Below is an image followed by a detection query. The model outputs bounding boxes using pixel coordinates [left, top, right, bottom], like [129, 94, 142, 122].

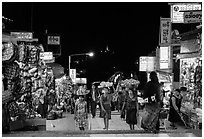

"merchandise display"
[180, 57, 202, 129]
[180, 57, 202, 108]
[46, 75, 73, 120]
[2, 35, 56, 131]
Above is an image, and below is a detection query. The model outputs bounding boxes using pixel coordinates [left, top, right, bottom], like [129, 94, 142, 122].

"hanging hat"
[98, 81, 113, 88]
[76, 86, 89, 96]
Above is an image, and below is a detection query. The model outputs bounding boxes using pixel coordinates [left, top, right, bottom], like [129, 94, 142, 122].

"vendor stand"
[2, 32, 52, 131]
[47, 74, 73, 120]
[176, 28, 202, 129]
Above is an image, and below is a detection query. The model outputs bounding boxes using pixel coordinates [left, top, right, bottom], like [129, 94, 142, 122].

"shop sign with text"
[40, 52, 53, 60]
[139, 56, 156, 72]
[75, 78, 87, 84]
[69, 69, 76, 83]
[184, 11, 202, 23]
[170, 3, 201, 23]
[160, 46, 170, 69]
[10, 32, 33, 40]
[48, 35, 60, 45]
[160, 18, 171, 44]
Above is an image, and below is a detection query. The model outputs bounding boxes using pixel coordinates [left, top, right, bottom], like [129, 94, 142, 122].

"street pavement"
[2, 109, 202, 137]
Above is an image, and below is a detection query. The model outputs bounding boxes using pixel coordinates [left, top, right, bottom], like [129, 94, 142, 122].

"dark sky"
[2, 2, 199, 83]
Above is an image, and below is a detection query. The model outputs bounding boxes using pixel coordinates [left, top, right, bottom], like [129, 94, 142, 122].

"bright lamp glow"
[88, 52, 94, 57]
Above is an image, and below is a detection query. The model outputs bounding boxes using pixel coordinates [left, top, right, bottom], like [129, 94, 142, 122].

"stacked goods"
[120, 78, 140, 88]
[98, 81, 113, 88]
[4, 61, 21, 97]
[2, 42, 18, 63]
[27, 45, 40, 67]
[2, 90, 14, 104]
[2, 39, 55, 130]
[76, 86, 88, 96]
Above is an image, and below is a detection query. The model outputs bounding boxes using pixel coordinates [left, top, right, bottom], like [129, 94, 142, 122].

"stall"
[46, 74, 73, 120]
[2, 32, 53, 131]
[176, 28, 202, 129]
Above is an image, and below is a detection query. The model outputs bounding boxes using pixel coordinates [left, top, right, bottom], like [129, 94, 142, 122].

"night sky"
[2, 2, 199, 84]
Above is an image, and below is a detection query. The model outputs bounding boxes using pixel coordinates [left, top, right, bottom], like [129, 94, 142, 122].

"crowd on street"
[44, 71, 189, 134]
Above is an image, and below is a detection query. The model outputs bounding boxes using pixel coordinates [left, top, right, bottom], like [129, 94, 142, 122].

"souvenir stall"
[179, 57, 202, 129]
[177, 28, 202, 129]
[2, 33, 51, 131]
[47, 75, 73, 120]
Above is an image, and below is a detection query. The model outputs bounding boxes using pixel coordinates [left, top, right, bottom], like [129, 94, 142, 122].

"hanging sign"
[184, 11, 202, 23]
[40, 52, 53, 60]
[69, 69, 76, 84]
[47, 35, 60, 45]
[75, 78, 87, 84]
[160, 46, 169, 69]
[10, 32, 33, 39]
[2, 42, 15, 62]
[170, 3, 202, 23]
[139, 56, 156, 72]
[160, 18, 171, 44]
[44, 57, 55, 63]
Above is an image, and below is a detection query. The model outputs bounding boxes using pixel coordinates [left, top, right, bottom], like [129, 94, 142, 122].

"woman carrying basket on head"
[74, 86, 89, 131]
[99, 82, 117, 130]
[121, 88, 139, 130]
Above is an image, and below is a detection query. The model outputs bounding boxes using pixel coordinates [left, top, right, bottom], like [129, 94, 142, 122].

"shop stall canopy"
[46, 63, 65, 79]
[176, 28, 202, 60]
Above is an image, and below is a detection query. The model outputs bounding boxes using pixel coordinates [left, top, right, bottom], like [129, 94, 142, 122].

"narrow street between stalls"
[3, 109, 202, 137]
[2, 2, 202, 138]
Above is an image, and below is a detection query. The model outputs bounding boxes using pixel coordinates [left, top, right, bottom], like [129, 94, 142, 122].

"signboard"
[40, 52, 53, 60]
[69, 69, 76, 83]
[170, 3, 202, 23]
[10, 32, 33, 39]
[160, 46, 169, 69]
[44, 58, 55, 63]
[75, 78, 87, 84]
[139, 57, 147, 71]
[48, 35, 60, 45]
[139, 56, 156, 72]
[180, 39, 200, 53]
[160, 18, 171, 44]
[184, 11, 202, 23]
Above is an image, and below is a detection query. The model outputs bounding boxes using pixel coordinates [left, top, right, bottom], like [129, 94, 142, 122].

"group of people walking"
[73, 71, 187, 132]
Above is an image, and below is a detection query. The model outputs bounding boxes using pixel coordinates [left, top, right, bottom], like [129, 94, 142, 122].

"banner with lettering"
[160, 18, 171, 44]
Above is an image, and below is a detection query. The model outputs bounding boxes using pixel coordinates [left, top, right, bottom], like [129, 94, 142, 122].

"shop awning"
[176, 50, 201, 60]
[46, 63, 65, 79]
[2, 33, 17, 44]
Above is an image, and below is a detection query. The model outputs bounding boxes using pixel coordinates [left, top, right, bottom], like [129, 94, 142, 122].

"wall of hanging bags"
[2, 40, 55, 125]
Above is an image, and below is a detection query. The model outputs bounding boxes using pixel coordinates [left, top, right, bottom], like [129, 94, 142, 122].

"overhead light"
[88, 52, 94, 57]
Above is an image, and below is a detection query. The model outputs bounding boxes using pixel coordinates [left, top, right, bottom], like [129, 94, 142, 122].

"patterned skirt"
[75, 113, 88, 128]
[141, 103, 161, 132]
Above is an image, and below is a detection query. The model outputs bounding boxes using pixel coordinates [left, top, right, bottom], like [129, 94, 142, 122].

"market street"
[46, 109, 137, 131]
[2, 2, 202, 137]
[3, 109, 202, 137]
